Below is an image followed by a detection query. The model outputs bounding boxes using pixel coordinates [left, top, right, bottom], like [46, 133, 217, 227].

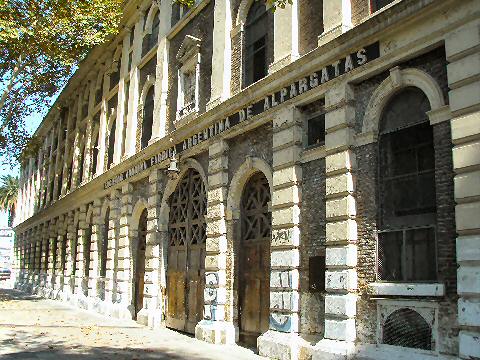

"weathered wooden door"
[134, 209, 148, 319]
[167, 169, 206, 333]
[239, 172, 271, 345]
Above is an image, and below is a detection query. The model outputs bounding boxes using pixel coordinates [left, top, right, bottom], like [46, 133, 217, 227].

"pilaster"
[207, 0, 232, 110]
[117, 183, 133, 313]
[270, 0, 299, 73]
[75, 206, 87, 296]
[196, 140, 235, 344]
[313, 84, 357, 360]
[138, 169, 164, 326]
[89, 200, 102, 299]
[105, 192, 120, 304]
[258, 106, 302, 359]
[47, 219, 57, 290]
[318, 0, 352, 47]
[446, 19, 480, 360]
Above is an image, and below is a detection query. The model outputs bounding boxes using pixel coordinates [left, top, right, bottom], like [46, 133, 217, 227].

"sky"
[0, 111, 44, 229]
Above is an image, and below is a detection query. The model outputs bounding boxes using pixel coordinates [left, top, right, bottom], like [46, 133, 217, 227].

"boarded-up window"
[244, 2, 269, 87]
[309, 255, 325, 292]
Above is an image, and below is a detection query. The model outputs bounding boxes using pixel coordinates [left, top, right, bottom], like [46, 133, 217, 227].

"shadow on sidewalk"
[0, 288, 40, 302]
[1, 331, 213, 360]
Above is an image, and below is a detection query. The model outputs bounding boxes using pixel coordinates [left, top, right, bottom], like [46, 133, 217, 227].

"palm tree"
[0, 175, 19, 227]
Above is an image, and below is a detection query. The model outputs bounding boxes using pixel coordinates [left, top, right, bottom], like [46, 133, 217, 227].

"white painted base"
[195, 320, 236, 345]
[257, 330, 309, 360]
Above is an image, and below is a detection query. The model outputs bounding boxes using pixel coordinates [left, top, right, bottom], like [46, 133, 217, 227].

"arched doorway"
[239, 172, 271, 345]
[134, 208, 148, 319]
[167, 168, 206, 333]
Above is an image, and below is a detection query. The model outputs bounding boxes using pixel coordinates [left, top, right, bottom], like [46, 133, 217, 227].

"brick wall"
[351, 0, 370, 25]
[300, 157, 326, 336]
[299, 0, 323, 56]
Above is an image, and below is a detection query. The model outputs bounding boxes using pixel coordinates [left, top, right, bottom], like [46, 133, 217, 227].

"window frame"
[376, 225, 438, 283]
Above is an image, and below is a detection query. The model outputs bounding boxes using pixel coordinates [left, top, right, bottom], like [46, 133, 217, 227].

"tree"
[0, 175, 18, 227]
[0, 0, 123, 167]
[1, 0, 286, 167]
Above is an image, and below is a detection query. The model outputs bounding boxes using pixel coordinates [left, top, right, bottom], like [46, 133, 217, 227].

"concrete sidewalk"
[0, 287, 264, 359]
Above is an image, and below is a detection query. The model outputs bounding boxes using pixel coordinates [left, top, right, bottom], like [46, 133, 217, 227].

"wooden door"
[239, 172, 271, 346]
[134, 209, 148, 318]
[167, 169, 206, 333]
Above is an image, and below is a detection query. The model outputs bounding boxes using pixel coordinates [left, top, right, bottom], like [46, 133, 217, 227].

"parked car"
[0, 268, 11, 280]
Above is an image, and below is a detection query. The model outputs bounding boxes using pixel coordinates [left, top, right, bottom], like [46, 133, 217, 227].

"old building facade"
[12, 0, 480, 359]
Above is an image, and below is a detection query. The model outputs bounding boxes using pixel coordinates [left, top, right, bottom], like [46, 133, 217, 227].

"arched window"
[143, 11, 160, 57]
[244, 1, 269, 87]
[377, 87, 437, 282]
[383, 308, 432, 350]
[141, 86, 154, 149]
[92, 133, 99, 176]
[107, 118, 116, 168]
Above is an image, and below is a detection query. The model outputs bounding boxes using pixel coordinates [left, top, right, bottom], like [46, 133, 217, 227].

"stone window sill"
[369, 282, 445, 297]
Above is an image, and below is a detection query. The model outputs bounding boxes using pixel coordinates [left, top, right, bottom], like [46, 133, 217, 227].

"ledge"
[369, 282, 445, 297]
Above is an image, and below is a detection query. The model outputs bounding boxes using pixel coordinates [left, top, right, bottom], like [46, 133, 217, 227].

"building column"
[125, 16, 145, 156]
[47, 219, 57, 291]
[207, 0, 232, 110]
[137, 170, 164, 326]
[40, 224, 49, 288]
[105, 192, 120, 306]
[151, 0, 171, 141]
[270, 0, 299, 73]
[117, 184, 133, 316]
[314, 83, 357, 359]
[446, 20, 480, 360]
[318, 0, 352, 47]
[258, 106, 302, 359]
[89, 199, 102, 301]
[196, 140, 235, 344]
[75, 206, 87, 297]
[34, 232, 42, 288]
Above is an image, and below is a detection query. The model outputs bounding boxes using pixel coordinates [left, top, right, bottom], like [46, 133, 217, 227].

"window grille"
[382, 308, 432, 350]
[244, 2, 268, 87]
[378, 227, 436, 281]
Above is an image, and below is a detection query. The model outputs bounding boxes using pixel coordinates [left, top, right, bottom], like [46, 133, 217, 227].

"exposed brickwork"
[351, 0, 370, 26]
[166, 2, 214, 133]
[139, 57, 156, 90]
[299, 0, 323, 56]
[355, 143, 379, 345]
[299, 157, 326, 336]
[354, 47, 449, 133]
[227, 123, 273, 179]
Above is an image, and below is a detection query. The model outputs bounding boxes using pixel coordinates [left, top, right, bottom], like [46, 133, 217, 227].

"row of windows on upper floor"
[20, 0, 398, 209]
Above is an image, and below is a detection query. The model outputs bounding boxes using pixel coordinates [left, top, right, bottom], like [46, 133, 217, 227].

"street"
[0, 286, 263, 360]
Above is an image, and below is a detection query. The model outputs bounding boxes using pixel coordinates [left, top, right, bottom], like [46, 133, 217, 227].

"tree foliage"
[0, 0, 123, 167]
[0, 0, 287, 168]
[0, 175, 18, 226]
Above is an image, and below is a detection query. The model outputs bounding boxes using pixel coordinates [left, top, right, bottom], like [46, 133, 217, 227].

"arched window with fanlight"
[142, 10, 160, 57]
[377, 87, 437, 282]
[244, 1, 269, 87]
[141, 86, 154, 149]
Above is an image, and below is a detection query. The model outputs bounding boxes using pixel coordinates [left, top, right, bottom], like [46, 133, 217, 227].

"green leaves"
[0, 0, 123, 167]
